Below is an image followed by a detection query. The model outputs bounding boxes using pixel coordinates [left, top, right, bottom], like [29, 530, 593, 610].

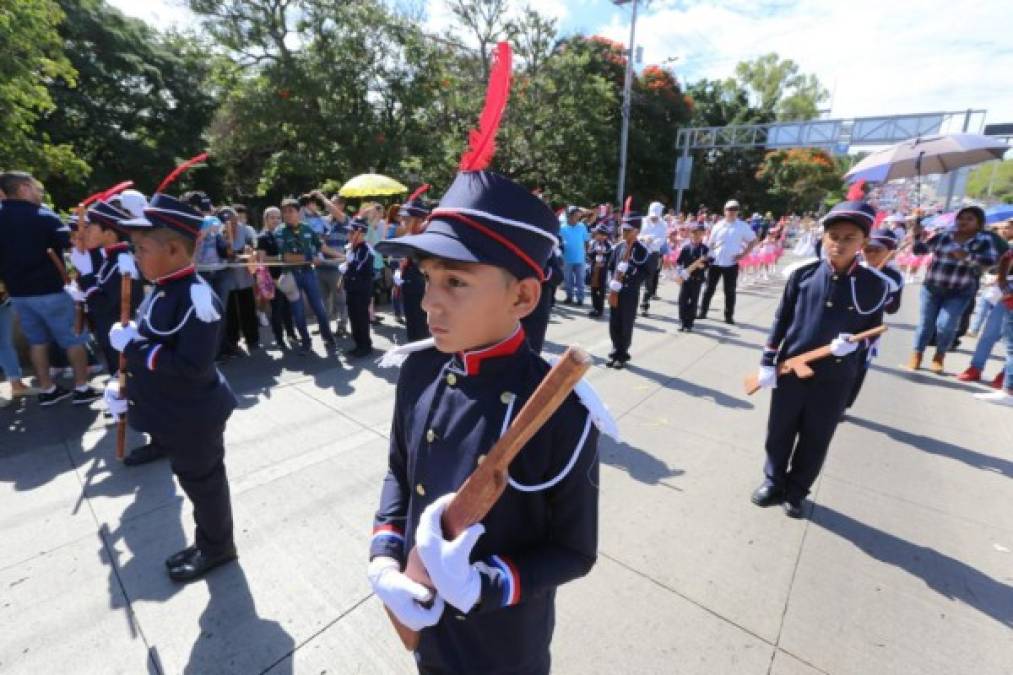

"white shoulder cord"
[850, 277, 889, 316]
[500, 393, 593, 493]
[141, 291, 196, 336]
[630, 244, 649, 266]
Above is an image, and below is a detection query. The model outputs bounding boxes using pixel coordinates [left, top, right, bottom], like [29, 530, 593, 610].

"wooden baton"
[115, 274, 132, 461]
[387, 345, 593, 651]
[743, 325, 888, 396]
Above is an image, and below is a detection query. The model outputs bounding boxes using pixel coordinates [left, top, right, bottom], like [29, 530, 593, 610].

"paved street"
[2, 264, 1012, 675]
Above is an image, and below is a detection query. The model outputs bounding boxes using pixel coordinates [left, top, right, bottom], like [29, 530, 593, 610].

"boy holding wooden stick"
[751, 201, 889, 518]
[368, 42, 614, 674]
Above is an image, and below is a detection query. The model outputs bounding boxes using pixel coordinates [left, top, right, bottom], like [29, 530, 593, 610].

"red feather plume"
[846, 178, 866, 201]
[99, 180, 134, 202]
[408, 184, 431, 202]
[79, 189, 108, 209]
[459, 42, 512, 171]
[623, 196, 633, 216]
[156, 152, 209, 194]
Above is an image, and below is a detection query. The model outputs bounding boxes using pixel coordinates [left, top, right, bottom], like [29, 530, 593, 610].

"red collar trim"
[825, 257, 859, 276]
[104, 242, 129, 255]
[155, 264, 196, 285]
[458, 325, 526, 376]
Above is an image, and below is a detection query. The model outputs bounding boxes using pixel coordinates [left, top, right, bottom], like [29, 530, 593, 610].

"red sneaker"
[992, 371, 1006, 389]
[957, 366, 981, 382]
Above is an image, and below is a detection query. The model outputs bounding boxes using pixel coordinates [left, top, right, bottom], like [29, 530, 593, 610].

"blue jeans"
[9, 291, 88, 349]
[970, 302, 1008, 370]
[0, 301, 22, 380]
[564, 262, 586, 302]
[914, 285, 975, 355]
[291, 267, 334, 343]
[970, 294, 996, 334]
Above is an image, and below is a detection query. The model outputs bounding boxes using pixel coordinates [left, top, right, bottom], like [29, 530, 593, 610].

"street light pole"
[615, 0, 638, 207]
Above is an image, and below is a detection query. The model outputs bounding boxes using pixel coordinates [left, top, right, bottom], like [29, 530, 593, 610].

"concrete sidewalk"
[2, 265, 1011, 674]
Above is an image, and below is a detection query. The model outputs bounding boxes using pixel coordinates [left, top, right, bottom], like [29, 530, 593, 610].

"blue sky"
[109, 0, 1013, 126]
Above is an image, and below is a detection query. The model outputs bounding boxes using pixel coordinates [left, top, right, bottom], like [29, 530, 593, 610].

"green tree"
[38, 0, 217, 207]
[966, 159, 1013, 203]
[0, 0, 87, 188]
[756, 148, 840, 213]
[733, 53, 828, 121]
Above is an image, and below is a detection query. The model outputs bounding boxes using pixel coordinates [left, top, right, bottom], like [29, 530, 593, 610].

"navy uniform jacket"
[676, 242, 710, 282]
[342, 242, 375, 296]
[607, 240, 650, 295]
[401, 257, 425, 297]
[79, 244, 144, 320]
[371, 328, 600, 674]
[763, 259, 887, 381]
[877, 263, 904, 315]
[587, 240, 612, 286]
[123, 265, 237, 435]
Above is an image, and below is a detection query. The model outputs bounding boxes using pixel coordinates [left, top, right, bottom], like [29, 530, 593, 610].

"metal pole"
[675, 135, 689, 214]
[616, 0, 638, 206]
[943, 109, 972, 210]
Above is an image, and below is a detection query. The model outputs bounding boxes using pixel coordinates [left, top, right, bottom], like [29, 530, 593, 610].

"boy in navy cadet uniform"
[368, 43, 612, 675]
[104, 193, 239, 581]
[751, 201, 890, 518]
[341, 217, 375, 358]
[396, 188, 432, 342]
[77, 200, 144, 375]
[587, 223, 612, 318]
[675, 222, 710, 332]
[845, 227, 904, 412]
[521, 247, 563, 354]
[606, 212, 650, 368]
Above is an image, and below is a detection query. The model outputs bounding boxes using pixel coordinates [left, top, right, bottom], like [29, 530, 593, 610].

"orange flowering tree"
[756, 148, 841, 212]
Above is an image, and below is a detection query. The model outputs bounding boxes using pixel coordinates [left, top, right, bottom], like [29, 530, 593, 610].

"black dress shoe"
[750, 484, 783, 507]
[168, 547, 238, 583]
[724, 317, 736, 325]
[783, 497, 805, 519]
[123, 443, 167, 466]
[606, 359, 618, 368]
[345, 347, 374, 359]
[165, 544, 199, 569]
[613, 360, 626, 370]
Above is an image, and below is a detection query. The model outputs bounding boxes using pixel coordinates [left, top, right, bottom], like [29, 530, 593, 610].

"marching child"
[750, 201, 889, 518]
[367, 42, 613, 675]
[587, 223, 612, 318]
[675, 222, 710, 332]
[341, 217, 375, 358]
[104, 192, 239, 581]
[606, 210, 650, 368]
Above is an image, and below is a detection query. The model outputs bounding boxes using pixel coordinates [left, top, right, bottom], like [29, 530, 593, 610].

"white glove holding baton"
[64, 283, 87, 303]
[368, 557, 445, 631]
[616, 261, 629, 273]
[103, 381, 128, 419]
[109, 322, 140, 352]
[608, 279, 622, 293]
[830, 333, 859, 357]
[416, 493, 485, 614]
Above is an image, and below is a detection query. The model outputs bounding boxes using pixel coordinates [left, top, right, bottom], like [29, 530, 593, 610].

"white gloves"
[338, 262, 349, 274]
[677, 269, 690, 281]
[117, 253, 139, 280]
[830, 333, 858, 357]
[103, 381, 127, 419]
[595, 255, 604, 264]
[608, 279, 622, 293]
[64, 283, 86, 303]
[109, 322, 140, 352]
[368, 557, 445, 631]
[70, 248, 93, 276]
[393, 269, 403, 287]
[617, 261, 629, 273]
[416, 494, 484, 614]
[757, 366, 778, 389]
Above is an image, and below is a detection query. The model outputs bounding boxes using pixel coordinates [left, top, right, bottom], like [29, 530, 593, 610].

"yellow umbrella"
[338, 173, 408, 198]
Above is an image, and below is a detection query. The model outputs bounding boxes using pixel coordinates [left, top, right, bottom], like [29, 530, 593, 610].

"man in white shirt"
[639, 201, 668, 315]
[699, 199, 757, 325]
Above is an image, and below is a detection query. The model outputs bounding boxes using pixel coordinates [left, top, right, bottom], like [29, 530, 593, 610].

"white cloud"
[594, 0, 1013, 127]
[107, 0, 196, 30]
[423, 0, 569, 46]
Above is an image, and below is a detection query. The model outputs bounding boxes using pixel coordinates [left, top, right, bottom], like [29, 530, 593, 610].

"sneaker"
[991, 372, 1005, 389]
[973, 391, 1013, 407]
[957, 366, 981, 382]
[72, 386, 101, 405]
[38, 386, 72, 406]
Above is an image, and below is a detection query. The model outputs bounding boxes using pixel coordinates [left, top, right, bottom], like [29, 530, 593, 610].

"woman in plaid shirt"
[908, 206, 1000, 373]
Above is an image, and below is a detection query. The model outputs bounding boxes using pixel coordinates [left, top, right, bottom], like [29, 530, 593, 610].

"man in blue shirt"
[559, 206, 590, 305]
[0, 171, 100, 406]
